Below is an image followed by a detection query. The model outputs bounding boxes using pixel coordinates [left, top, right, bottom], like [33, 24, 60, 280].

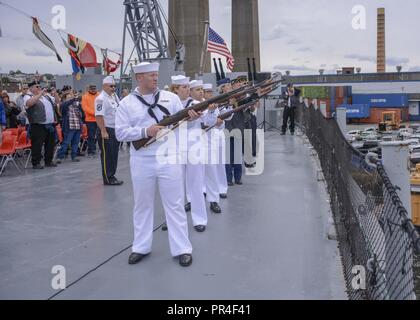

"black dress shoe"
[33, 164, 44, 170]
[220, 193, 227, 199]
[185, 202, 191, 212]
[194, 225, 206, 232]
[235, 180, 243, 185]
[245, 162, 255, 168]
[228, 182, 234, 187]
[281, 132, 286, 136]
[45, 162, 58, 168]
[162, 222, 168, 231]
[128, 252, 149, 265]
[291, 132, 295, 136]
[179, 254, 193, 267]
[72, 158, 80, 163]
[105, 178, 124, 186]
[210, 202, 222, 214]
[111, 177, 124, 185]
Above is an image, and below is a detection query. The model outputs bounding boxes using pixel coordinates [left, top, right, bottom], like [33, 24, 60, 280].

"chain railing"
[295, 103, 420, 300]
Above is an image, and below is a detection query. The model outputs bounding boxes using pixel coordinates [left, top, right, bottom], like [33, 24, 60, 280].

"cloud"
[262, 24, 287, 41]
[24, 48, 55, 58]
[297, 47, 312, 52]
[345, 54, 410, 67]
[409, 66, 420, 72]
[222, 4, 231, 16]
[273, 64, 315, 72]
[344, 54, 376, 63]
[287, 38, 301, 45]
[387, 57, 410, 66]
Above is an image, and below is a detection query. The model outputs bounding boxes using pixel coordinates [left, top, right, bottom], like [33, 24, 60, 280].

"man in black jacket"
[281, 84, 301, 135]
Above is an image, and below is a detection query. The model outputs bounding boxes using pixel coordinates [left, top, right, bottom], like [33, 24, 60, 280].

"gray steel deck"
[0, 133, 347, 300]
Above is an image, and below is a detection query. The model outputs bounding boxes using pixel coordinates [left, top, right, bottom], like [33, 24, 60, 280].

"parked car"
[411, 153, 420, 165]
[410, 145, 420, 154]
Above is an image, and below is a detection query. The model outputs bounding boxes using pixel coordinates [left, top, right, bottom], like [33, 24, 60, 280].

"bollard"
[380, 141, 412, 218]
[336, 107, 347, 136]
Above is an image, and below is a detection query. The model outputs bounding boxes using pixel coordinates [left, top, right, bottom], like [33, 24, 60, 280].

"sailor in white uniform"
[202, 83, 225, 212]
[216, 78, 234, 197]
[173, 79, 217, 232]
[115, 62, 200, 267]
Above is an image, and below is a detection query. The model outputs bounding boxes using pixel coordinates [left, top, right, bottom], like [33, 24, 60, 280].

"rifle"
[205, 82, 282, 132]
[132, 78, 281, 150]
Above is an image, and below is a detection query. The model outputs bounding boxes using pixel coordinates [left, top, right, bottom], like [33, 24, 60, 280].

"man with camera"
[24, 81, 61, 169]
[281, 83, 301, 136]
[56, 91, 85, 164]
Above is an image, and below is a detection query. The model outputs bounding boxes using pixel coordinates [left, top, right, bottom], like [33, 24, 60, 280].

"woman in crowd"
[1, 92, 21, 129]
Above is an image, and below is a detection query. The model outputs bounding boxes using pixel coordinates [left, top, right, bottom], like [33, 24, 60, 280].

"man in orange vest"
[81, 84, 99, 157]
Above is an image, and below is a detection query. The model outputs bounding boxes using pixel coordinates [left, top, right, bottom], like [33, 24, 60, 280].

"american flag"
[207, 27, 235, 71]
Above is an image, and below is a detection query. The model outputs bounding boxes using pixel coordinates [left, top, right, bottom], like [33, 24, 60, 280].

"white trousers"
[205, 163, 220, 203]
[186, 162, 208, 226]
[130, 156, 192, 257]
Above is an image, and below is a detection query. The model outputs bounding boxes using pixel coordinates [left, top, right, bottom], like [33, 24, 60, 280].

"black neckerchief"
[134, 91, 170, 124]
[185, 98, 194, 109]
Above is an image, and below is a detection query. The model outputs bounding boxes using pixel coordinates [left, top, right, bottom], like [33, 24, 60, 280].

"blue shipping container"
[352, 94, 409, 108]
[341, 104, 370, 119]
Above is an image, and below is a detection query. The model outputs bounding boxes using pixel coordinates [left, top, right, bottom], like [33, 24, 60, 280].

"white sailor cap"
[103, 76, 115, 85]
[133, 62, 160, 74]
[171, 75, 190, 86]
[189, 80, 203, 89]
[203, 83, 213, 91]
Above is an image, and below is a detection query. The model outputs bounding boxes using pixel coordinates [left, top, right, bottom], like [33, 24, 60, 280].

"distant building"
[283, 70, 420, 122]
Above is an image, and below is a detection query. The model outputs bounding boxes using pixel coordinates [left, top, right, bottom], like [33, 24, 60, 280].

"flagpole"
[199, 20, 210, 77]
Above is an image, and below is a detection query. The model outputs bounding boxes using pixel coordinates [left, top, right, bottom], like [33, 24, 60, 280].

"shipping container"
[342, 104, 370, 119]
[301, 86, 329, 99]
[353, 94, 409, 108]
[409, 102, 420, 121]
[356, 107, 409, 124]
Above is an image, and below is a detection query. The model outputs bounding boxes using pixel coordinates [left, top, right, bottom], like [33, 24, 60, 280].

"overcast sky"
[0, 0, 419, 76]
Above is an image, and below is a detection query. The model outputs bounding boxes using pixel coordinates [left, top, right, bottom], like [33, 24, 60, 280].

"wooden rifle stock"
[132, 78, 281, 151]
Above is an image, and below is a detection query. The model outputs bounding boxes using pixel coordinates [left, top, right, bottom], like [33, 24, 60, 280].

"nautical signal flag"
[32, 18, 63, 63]
[207, 27, 235, 71]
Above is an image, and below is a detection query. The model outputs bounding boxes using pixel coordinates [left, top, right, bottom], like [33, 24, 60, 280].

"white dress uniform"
[204, 106, 223, 204]
[94, 91, 120, 129]
[217, 105, 234, 195]
[182, 92, 217, 227]
[115, 87, 193, 257]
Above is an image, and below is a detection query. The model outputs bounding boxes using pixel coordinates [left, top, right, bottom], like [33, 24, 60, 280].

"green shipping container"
[301, 86, 329, 99]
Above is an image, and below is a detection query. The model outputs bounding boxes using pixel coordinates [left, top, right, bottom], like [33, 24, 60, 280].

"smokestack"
[213, 58, 221, 81]
[247, 58, 253, 82]
[252, 58, 257, 82]
[377, 8, 386, 73]
[218, 58, 226, 80]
